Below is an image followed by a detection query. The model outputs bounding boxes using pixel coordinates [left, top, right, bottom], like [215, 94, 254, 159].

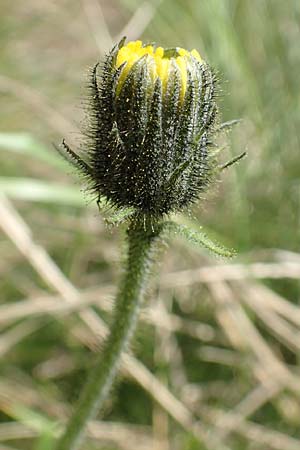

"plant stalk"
[55, 221, 162, 450]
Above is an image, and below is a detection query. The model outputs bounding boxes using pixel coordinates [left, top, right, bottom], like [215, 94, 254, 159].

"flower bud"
[71, 38, 219, 218]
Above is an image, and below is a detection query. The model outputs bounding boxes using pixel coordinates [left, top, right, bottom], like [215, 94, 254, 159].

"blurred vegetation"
[1, 1, 300, 449]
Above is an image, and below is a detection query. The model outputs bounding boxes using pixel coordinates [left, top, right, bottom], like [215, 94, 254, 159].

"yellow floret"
[156, 58, 170, 92]
[155, 47, 164, 58]
[175, 56, 187, 100]
[143, 45, 154, 54]
[115, 40, 203, 100]
[178, 48, 189, 57]
[191, 49, 202, 61]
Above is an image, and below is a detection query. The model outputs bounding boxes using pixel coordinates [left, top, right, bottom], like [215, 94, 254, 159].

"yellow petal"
[178, 48, 189, 57]
[176, 56, 187, 100]
[115, 40, 204, 100]
[155, 47, 164, 58]
[191, 49, 202, 61]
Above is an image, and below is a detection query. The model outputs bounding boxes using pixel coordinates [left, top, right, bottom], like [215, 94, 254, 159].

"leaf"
[166, 160, 190, 189]
[164, 220, 235, 258]
[219, 151, 247, 171]
[216, 118, 242, 132]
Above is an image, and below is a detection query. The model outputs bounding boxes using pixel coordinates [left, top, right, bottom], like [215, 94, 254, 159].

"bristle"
[62, 38, 222, 219]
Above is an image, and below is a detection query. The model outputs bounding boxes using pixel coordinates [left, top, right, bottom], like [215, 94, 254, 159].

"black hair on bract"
[59, 38, 220, 219]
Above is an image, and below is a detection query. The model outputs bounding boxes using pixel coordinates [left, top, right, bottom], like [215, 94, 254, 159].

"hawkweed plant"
[54, 38, 244, 450]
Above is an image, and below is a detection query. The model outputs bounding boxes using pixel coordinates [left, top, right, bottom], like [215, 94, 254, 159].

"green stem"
[55, 222, 162, 450]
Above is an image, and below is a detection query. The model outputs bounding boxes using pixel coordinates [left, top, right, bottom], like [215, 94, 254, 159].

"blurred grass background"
[1, 1, 300, 449]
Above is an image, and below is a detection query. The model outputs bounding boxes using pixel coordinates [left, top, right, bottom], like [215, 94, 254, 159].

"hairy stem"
[55, 221, 162, 450]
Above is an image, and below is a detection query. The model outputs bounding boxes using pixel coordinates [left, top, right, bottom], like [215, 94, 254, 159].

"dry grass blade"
[0, 423, 38, 440]
[161, 261, 300, 287]
[0, 321, 45, 357]
[242, 294, 300, 352]
[0, 421, 155, 450]
[81, 0, 113, 53]
[149, 303, 216, 342]
[0, 194, 223, 449]
[152, 297, 188, 450]
[87, 421, 155, 450]
[206, 408, 300, 450]
[197, 346, 241, 366]
[0, 377, 67, 420]
[205, 279, 300, 441]
[2, 193, 297, 447]
[240, 281, 300, 328]
[274, 249, 300, 263]
[0, 292, 114, 327]
[116, 1, 162, 43]
[0, 290, 216, 343]
[179, 260, 300, 426]
[213, 381, 281, 440]
[208, 280, 300, 392]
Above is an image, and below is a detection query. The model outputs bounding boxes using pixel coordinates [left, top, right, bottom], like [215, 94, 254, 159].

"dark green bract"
[60, 39, 219, 218]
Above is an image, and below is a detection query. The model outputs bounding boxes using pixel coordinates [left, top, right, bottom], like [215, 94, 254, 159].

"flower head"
[62, 38, 219, 219]
[115, 40, 202, 101]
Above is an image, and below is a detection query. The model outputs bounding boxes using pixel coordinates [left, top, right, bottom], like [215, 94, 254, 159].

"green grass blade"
[0, 132, 69, 171]
[0, 177, 87, 206]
